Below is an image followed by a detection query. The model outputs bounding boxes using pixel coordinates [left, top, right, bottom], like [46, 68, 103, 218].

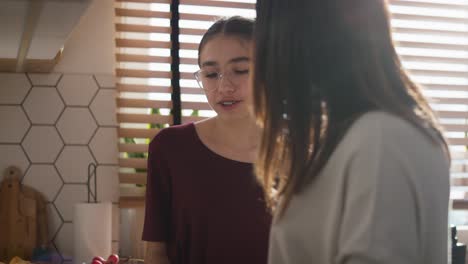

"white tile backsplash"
[55, 184, 88, 222]
[92, 165, 120, 203]
[57, 74, 99, 106]
[23, 87, 64, 125]
[22, 164, 63, 201]
[1, 73, 118, 260]
[95, 74, 116, 89]
[0, 145, 30, 182]
[22, 126, 64, 163]
[0, 106, 30, 143]
[56, 146, 96, 183]
[0, 73, 32, 104]
[90, 89, 117, 126]
[47, 203, 63, 242]
[56, 107, 98, 144]
[90, 128, 118, 164]
[55, 222, 74, 260]
[28, 73, 62, 86]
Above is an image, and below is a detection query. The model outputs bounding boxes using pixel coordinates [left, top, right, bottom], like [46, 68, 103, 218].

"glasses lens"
[194, 71, 205, 89]
[198, 70, 218, 91]
[227, 68, 249, 86]
[195, 68, 249, 91]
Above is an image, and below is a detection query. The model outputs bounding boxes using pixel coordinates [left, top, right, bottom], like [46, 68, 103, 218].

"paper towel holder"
[87, 162, 98, 203]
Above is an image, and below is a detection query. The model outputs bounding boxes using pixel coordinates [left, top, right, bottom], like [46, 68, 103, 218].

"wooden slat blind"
[387, 0, 468, 209]
[116, 0, 173, 207]
[117, 0, 468, 208]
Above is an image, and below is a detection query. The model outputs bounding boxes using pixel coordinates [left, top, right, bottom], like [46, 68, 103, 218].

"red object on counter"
[107, 254, 119, 264]
[92, 256, 106, 263]
[91, 254, 119, 264]
[91, 259, 103, 264]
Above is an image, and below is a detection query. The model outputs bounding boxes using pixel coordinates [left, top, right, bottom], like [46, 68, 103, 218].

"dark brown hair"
[198, 16, 254, 65]
[252, 0, 450, 215]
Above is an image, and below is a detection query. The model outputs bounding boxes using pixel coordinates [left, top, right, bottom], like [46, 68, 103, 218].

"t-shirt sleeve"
[335, 124, 421, 263]
[142, 130, 172, 242]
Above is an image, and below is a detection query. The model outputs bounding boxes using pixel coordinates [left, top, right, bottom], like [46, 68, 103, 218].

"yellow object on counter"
[9, 257, 30, 264]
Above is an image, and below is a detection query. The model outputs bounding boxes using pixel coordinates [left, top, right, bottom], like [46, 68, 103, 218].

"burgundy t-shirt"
[142, 123, 272, 264]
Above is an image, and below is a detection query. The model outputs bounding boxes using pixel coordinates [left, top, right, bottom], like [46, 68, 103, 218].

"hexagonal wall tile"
[56, 108, 97, 144]
[90, 166, 119, 203]
[28, 73, 62, 86]
[94, 74, 116, 89]
[55, 222, 74, 260]
[47, 243, 63, 264]
[55, 184, 88, 222]
[57, 75, 98, 106]
[90, 89, 117, 126]
[0, 145, 30, 182]
[22, 165, 63, 202]
[23, 87, 64, 125]
[22, 126, 63, 163]
[0, 73, 31, 104]
[89, 128, 118, 164]
[56, 146, 95, 183]
[0, 106, 30, 143]
[47, 203, 63, 242]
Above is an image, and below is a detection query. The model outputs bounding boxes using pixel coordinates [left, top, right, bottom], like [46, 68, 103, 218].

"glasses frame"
[193, 68, 247, 92]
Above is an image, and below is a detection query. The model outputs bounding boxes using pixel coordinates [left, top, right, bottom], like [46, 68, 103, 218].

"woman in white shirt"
[251, 0, 451, 263]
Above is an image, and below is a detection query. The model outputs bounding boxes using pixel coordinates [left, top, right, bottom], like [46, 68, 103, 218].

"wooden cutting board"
[0, 166, 48, 262]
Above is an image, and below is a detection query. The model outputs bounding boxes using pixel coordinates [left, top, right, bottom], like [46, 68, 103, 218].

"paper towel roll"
[73, 203, 112, 264]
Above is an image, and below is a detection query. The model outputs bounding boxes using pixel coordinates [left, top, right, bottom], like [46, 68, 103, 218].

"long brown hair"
[252, 0, 450, 215]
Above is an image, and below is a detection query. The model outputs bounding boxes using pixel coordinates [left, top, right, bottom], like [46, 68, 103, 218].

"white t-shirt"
[268, 111, 450, 264]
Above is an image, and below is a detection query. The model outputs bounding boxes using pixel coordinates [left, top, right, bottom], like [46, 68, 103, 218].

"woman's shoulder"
[352, 111, 433, 140]
[328, 111, 450, 199]
[344, 111, 447, 163]
[149, 122, 196, 151]
[352, 111, 415, 134]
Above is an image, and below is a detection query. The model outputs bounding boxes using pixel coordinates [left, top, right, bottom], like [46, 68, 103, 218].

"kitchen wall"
[0, 0, 119, 262]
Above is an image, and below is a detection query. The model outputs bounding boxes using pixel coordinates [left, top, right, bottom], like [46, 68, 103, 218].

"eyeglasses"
[193, 67, 250, 91]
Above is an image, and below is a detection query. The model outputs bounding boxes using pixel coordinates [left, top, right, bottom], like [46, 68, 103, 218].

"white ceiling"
[0, 0, 92, 60]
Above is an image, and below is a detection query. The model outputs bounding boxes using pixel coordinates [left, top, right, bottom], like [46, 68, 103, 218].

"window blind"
[116, 0, 173, 207]
[387, 0, 468, 209]
[116, 0, 468, 209]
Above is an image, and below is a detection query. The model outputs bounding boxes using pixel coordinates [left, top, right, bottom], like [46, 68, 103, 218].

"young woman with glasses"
[142, 16, 271, 264]
[252, 0, 451, 263]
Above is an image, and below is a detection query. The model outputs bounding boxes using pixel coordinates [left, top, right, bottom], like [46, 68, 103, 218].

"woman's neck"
[211, 115, 260, 151]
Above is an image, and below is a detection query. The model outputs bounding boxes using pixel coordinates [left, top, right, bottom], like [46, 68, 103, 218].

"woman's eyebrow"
[201, 61, 218, 67]
[228, 56, 250, 64]
[201, 56, 250, 68]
